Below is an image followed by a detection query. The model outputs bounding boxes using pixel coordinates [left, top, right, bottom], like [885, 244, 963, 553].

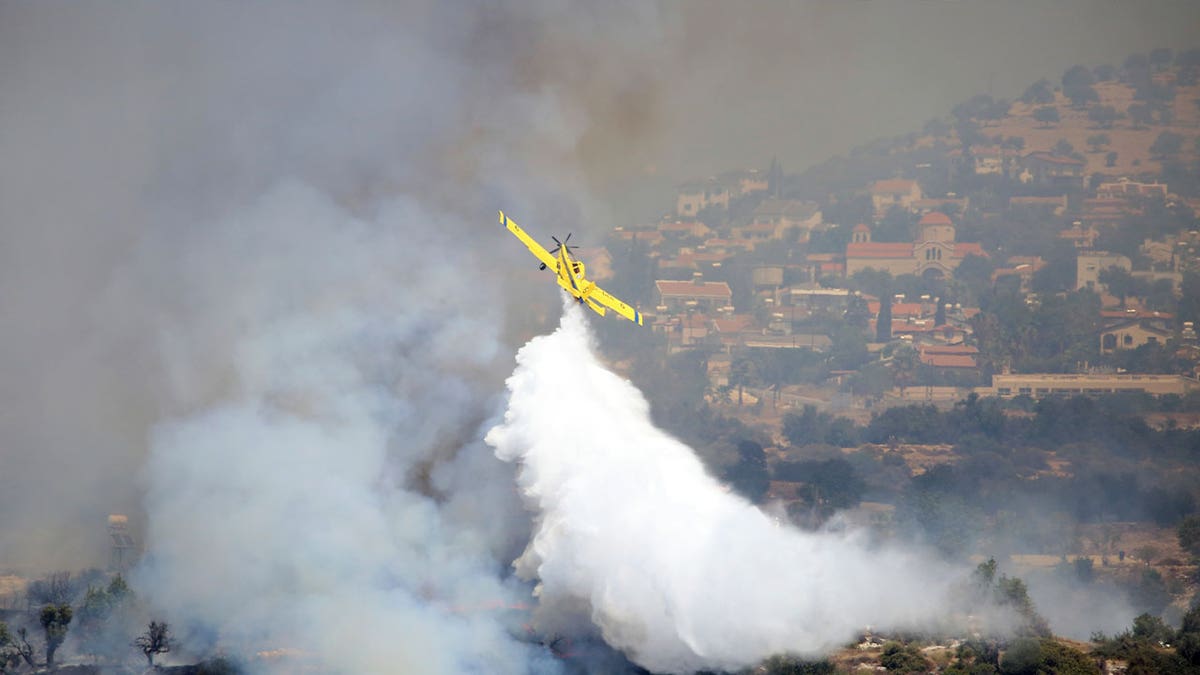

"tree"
[1065, 83, 1099, 108]
[134, 621, 173, 668]
[760, 655, 835, 674]
[1150, 131, 1184, 159]
[0, 623, 21, 673]
[876, 293, 892, 342]
[1062, 64, 1096, 89]
[1088, 106, 1120, 129]
[1149, 47, 1174, 70]
[1093, 64, 1117, 81]
[1105, 151, 1118, 168]
[76, 574, 135, 664]
[1021, 79, 1055, 105]
[1098, 265, 1135, 307]
[12, 629, 35, 670]
[1085, 133, 1111, 152]
[880, 641, 931, 673]
[39, 604, 72, 668]
[724, 439, 769, 502]
[1053, 139, 1076, 157]
[1033, 106, 1060, 128]
[1181, 603, 1200, 665]
[27, 572, 76, 606]
[1127, 103, 1153, 128]
[1131, 613, 1174, 644]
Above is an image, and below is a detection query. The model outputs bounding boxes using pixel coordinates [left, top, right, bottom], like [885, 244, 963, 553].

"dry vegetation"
[1001, 79, 1200, 176]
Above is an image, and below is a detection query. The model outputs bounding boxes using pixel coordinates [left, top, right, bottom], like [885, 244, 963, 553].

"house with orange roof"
[657, 220, 711, 239]
[611, 226, 664, 248]
[845, 213, 987, 278]
[655, 278, 733, 313]
[918, 343, 979, 370]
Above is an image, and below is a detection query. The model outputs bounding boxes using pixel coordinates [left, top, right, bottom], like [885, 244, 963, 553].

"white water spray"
[488, 301, 956, 673]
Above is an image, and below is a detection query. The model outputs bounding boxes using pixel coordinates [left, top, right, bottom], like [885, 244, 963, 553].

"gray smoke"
[2, 2, 1196, 671]
[0, 2, 672, 670]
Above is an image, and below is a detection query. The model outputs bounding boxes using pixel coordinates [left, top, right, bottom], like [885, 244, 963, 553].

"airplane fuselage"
[500, 210, 643, 325]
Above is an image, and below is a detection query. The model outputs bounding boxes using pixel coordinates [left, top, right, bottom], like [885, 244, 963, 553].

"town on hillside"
[586, 50, 1200, 414]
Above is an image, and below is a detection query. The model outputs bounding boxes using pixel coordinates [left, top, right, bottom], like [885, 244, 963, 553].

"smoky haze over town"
[2, 2, 1200, 674]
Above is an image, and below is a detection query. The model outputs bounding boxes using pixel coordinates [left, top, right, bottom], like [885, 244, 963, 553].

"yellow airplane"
[500, 210, 644, 326]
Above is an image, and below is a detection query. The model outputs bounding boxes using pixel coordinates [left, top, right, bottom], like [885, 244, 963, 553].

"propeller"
[548, 233, 575, 256]
[541, 233, 576, 270]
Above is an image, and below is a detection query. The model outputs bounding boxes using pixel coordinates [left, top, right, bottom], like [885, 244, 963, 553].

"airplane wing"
[499, 210, 556, 271]
[588, 285, 644, 326]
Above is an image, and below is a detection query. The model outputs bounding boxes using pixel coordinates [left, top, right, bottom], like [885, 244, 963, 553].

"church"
[845, 212, 986, 278]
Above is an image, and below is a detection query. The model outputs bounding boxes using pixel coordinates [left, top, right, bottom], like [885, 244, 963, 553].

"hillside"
[999, 78, 1200, 177]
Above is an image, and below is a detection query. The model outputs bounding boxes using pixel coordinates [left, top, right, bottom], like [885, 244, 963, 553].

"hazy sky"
[656, 0, 1200, 180]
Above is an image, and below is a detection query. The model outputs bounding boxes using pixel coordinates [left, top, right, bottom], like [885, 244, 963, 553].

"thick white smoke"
[136, 183, 549, 673]
[489, 301, 957, 673]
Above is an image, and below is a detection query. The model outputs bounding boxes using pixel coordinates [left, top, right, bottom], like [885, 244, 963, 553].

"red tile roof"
[655, 280, 732, 299]
[658, 221, 706, 233]
[919, 212, 953, 226]
[952, 242, 988, 258]
[1026, 151, 1085, 167]
[713, 314, 755, 333]
[852, 223, 872, 233]
[871, 179, 919, 195]
[847, 242, 914, 258]
[891, 302, 926, 318]
[867, 301, 927, 318]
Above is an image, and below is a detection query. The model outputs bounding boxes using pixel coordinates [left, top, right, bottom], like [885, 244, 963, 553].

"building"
[1100, 319, 1172, 353]
[984, 373, 1200, 399]
[675, 179, 730, 217]
[919, 344, 979, 370]
[745, 199, 823, 239]
[869, 179, 923, 217]
[1059, 223, 1100, 249]
[1099, 309, 1174, 353]
[655, 278, 733, 313]
[657, 220, 711, 239]
[952, 146, 1020, 177]
[1097, 179, 1168, 200]
[1076, 252, 1131, 291]
[717, 169, 769, 197]
[1019, 152, 1086, 190]
[845, 212, 986, 278]
[1010, 195, 1069, 215]
[992, 256, 1046, 292]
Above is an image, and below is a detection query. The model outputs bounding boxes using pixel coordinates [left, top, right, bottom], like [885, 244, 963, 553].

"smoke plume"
[488, 301, 957, 673]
